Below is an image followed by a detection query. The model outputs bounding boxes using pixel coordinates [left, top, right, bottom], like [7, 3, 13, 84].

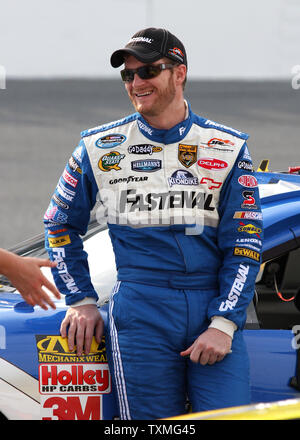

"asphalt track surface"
[0, 79, 299, 248]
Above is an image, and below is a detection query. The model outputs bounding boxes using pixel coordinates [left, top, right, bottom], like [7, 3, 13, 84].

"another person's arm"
[0, 248, 61, 310]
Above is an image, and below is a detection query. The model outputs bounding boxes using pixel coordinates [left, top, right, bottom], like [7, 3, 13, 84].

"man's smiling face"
[124, 56, 177, 118]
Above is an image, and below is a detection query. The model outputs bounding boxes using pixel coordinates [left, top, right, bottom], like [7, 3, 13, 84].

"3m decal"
[41, 395, 102, 420]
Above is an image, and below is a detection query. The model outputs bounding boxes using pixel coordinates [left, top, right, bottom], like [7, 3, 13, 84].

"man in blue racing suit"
[44, 28, 263, 419]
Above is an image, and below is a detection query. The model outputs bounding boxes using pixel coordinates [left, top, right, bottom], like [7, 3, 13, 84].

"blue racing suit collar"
[136, 101, 194, 145]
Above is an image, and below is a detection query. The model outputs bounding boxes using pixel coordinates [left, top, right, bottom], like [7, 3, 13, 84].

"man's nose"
[132, 71, 147, 87]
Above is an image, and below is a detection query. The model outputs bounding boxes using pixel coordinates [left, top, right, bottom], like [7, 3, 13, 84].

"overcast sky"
[0, 0, 299, 79]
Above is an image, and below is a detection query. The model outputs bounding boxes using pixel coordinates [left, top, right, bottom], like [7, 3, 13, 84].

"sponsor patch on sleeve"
[233, 246, 260, 261]
[48, 234, 71, 248]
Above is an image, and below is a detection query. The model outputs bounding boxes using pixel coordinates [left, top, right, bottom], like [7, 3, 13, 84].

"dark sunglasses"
[120, 63, 176, 82]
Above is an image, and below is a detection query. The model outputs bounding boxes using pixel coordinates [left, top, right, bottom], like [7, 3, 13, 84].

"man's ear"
[175, 64, 187, 88]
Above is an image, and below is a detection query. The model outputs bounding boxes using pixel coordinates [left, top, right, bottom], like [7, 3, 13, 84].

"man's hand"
[180, 328, 232, 365]
[60, 304, 104, 356]
[1, 251, 61, 310]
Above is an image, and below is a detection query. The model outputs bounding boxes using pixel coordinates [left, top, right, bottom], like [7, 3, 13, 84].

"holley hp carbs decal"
[36, 335, 117, 420]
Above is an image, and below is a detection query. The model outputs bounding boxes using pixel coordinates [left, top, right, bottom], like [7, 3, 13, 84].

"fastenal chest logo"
[168, 170, 199, 187]
[131, 159, 161, 172]
[98, 151, 125, 171]
[178, 144, 197, 168]
[95, 134, 126, 148]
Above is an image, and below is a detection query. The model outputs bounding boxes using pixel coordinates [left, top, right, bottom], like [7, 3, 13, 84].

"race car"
[1, 161, 300, 420]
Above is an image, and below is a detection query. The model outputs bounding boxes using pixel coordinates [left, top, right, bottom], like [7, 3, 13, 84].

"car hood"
[256, 171, 300, 261]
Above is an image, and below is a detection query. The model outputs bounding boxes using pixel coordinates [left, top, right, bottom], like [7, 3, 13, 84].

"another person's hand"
[180, 328, 232, 365]
[60, 304, 104, 356]
[0, 250, 61, 310]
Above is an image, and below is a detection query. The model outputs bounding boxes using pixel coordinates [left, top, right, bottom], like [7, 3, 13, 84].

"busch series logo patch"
[95, 134, 126, 149]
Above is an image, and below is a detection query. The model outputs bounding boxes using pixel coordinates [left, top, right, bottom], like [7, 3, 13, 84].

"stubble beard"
[129, 73, 176, 118]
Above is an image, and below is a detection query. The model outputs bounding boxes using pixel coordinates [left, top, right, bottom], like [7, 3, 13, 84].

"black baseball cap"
[110, 28, 187, 69]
